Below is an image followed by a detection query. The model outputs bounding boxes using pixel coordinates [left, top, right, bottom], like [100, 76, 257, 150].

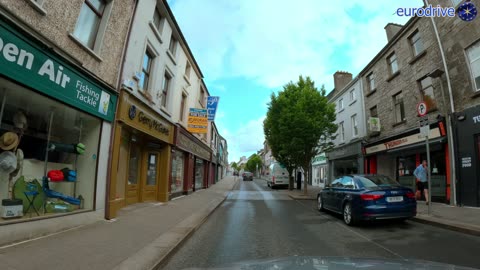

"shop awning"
[386, 137, 446, 154]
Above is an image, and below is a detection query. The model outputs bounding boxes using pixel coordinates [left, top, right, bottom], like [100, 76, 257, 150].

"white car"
[267, 162, 289, 189]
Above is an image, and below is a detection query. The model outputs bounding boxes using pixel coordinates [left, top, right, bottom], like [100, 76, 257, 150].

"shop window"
[72, 0, 112, 53]
[146, 153, 157, 186]
[171, 151, 184, 193]
[397, 155, 416, 177]
[194, 159, 204, 189]
[128, 141, 140, 185]
[419, 77, 437, 111]
[393, 91, 405, 123]
[0, 79, 101, 222]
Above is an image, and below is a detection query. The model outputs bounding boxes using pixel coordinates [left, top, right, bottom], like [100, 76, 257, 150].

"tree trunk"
[304, 169, 308, 196]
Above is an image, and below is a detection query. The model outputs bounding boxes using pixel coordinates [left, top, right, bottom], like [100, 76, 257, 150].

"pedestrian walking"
[413, 160, 429, 205]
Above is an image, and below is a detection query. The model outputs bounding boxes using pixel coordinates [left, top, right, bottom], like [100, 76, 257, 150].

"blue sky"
[169, 0, 423, 163]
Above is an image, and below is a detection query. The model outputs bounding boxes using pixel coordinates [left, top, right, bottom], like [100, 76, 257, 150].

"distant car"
[267, 162, 289, 189]
[233, 171, 239, 176]
[317, 174, 416, 226]
[242, 172, 254, 181]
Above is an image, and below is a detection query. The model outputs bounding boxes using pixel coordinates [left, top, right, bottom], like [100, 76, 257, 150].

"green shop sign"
[0, 19, 117, 121]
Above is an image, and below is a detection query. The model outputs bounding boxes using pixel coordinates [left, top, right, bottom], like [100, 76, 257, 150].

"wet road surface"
[161, 178, 480, 269]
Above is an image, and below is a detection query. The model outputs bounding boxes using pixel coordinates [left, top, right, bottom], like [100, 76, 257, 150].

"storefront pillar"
[158, 144, 172, 202]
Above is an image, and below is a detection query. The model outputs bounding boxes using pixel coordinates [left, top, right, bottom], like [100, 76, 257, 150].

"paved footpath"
[0, 176, 238, 270]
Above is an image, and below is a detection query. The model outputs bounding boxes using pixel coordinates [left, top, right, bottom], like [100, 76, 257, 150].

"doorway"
[126, 139, 141, 205]
[142, 152, 159, 201]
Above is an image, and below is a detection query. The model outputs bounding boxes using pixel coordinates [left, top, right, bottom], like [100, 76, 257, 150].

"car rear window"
[356, 175, 400, 188]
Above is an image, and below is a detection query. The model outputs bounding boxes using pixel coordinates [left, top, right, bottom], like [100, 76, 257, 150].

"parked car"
[317, 174, 416, 226]
[267, 162, 289, 189]
[243, 171, 253, 181]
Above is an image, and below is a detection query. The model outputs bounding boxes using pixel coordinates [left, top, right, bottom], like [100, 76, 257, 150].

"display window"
[397, 155, 416, 177]
[0, 78, 101, 222]
[194, 159, 204, 190]
[171, 151, 184, 193]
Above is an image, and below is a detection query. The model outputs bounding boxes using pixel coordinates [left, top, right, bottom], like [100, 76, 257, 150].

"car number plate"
[386, 196, 403, 202]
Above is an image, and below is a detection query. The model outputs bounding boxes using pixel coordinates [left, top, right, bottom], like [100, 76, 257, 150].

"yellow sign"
[187, 108, 208, 134]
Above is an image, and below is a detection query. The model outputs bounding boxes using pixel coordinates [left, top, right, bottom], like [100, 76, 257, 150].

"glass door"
[126, 141, 141, 205]
[142, 152, 159, 202]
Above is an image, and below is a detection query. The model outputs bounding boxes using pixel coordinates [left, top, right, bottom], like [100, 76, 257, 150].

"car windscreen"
[356, 175, 400, 188]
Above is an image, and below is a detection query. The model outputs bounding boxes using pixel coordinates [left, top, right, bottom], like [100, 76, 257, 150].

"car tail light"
[406, 191, 415, 199]
[360, 194, 383, 201]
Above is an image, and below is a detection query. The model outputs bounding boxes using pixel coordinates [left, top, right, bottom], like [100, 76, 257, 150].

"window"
[350, 89, 356, 101]
[367, 73, 375, 91]
[331, 178, 343, 187]
[171, 151, 185, 193]
[351, 114, 358, 137]
[73, 0, 107, 49]
[169, 35, 177, 56]
[410, 31, 424, 57]
[388, 53, 399, 74]
[139, 50, 154, 91]
[339, 121, 345, 142]
[161, 72, 172, 108]
[153, 8, 164, 33]
[370, 106, 378, 117]
[185, 62, 192, 80]
[393, 92, 405, 123]
[467, 41, 480, 92]
[341, 177, 355, 189]
[180, 93, 187, 122]
[419, 77, 437, 110]
[199, 88, 206, 107]
[338, 98, 344, 110]
[451, 0, 462, 6]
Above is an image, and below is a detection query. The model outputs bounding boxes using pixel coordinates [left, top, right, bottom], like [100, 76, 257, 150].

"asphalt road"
[161, 178, 480, 269]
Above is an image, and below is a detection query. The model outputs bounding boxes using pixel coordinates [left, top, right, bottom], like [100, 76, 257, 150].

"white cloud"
[217, 116, 265, 162]
[171, 0, 422, 90]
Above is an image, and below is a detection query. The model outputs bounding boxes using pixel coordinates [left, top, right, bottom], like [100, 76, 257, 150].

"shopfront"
[326, 140, 364, 183]
[173, 124, 211, 197]
[0, 18, 117, 223]
[107, 91, 173, 218]
[312, 153, 327, 188]
[364, 124, 450, 203]
[453, 105, 480, 207]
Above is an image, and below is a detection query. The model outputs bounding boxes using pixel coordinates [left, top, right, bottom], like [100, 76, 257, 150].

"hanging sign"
[187, 108, 208, 134]
[207, 96, 220, 121]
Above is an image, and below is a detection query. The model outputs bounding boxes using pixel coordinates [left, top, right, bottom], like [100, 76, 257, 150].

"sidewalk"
[0, 176, 238, 270]
[287, 184, 321, 200]
[413, 202, 480, 236]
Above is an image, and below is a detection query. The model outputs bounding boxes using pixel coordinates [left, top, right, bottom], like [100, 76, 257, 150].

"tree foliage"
[231, 162, 239, 172]
[245, 154, 262, 173]
[263, 76, 337, 191]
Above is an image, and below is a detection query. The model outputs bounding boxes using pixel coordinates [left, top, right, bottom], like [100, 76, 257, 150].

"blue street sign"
[207, 96, 220, 121]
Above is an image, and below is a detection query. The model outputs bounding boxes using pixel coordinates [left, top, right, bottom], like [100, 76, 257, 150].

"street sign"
[417, 102, 428, 117]
[419, 116, 429, 137]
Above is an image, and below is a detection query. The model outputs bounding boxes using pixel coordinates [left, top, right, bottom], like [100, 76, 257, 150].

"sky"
[168, 0, 423, 163]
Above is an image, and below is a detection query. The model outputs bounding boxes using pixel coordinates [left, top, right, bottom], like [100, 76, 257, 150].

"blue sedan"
[317, 174, 416, 225]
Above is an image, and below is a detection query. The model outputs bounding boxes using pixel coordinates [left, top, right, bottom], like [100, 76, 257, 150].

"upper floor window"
[169, 36, 177, 56]
[451, 0, 462, 6]
[419, 77, 437, 111]
[185, 61, 192, 80]
[180, 93, 187, 122]
[351, 114, 358, 137]
[199, 88, 206, 107]
[393, 91, 405, 123]
[409, 31, 424, 57]
[161, 72, 172, 108]
[338, 98, 344, 110]
[350, 89, 356, 101]
[370, 105, 378, 117]
[467, 41, 480, 92]
[139, 50, 154, 91]
[367, 73, 375, 92]
[339, 121, 345, 142]
[73, 0, 107, 50]
[388, 53, 399, 75]
[153, 8, 164, 33]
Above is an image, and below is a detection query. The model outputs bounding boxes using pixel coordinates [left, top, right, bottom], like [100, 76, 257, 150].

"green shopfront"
[312, 153, 327, 188]
[0, 18, 117, 225]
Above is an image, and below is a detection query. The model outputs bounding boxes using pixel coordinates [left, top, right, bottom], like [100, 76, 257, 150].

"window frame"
[466, 41, 480, 92]
[339, 121, 345, 142]
[388, 53, 399, 75]
[370, 105, 378, 117]
[199, 87, 206, 108]
[409, 30, 424, 57]
[152, 8, 165, 33]
[451, 0, 462, 6]
[185, 61, 192, 80]
[367, 72, 375, 92]
[169, 35, 177, 56]
[140, 49, 155, 92]
[161, 70, 173, 109]
[180, 92, 187, 122]
[349, 89, 356, 101]
[418, 76, 437, 111]
[351, 114, 358, 137]
[338, 98, 344, 110]
[393, 92, 406, 123]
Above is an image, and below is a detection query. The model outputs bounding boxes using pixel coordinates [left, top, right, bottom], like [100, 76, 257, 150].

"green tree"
[231, 162, 238, 172]
[246, 154, 263, 176]
[264, 76, 337, 193]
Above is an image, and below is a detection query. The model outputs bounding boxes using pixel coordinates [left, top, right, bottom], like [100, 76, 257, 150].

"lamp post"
[424, 0, 457, 206]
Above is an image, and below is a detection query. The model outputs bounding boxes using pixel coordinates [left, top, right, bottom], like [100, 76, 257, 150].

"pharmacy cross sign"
[417, 101, 428, 117]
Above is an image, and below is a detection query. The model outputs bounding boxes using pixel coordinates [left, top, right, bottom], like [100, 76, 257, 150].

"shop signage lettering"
[365, 127, 441, 154]
[187, 108, 208, 134]
[138, 111, 169, 135]
[384, 138, 408, 149]
[0, 21, 117, 121]
[473, 115, 480, 124]
[461, 157, 472, 168]
[178, 133, 210, 160]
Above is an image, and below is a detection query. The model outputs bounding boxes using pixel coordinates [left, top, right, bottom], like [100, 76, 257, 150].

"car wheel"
[317, 195, 324, 212]
[343, 202, 355, 226]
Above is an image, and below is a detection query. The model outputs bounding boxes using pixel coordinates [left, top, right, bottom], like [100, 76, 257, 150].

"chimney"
[333, 71, 353, 91]
[384, 23, 403, 42]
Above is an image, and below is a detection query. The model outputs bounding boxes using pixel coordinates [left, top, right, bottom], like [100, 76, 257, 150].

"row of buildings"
[259, 0, 480, 208]
[312, 0, 480, 208]
[0, 0, 228, 245]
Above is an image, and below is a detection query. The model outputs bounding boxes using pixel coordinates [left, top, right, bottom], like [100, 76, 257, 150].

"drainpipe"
[423, 0, 457, 206]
